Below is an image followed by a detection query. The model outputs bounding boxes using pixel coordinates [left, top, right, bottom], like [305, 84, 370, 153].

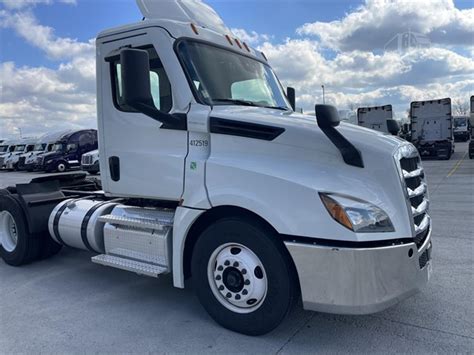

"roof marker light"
[243, 42, 251, 52]
[234, 38, 242, 49]
[190, 23, 199, 35]
[225, 34, 234, 45]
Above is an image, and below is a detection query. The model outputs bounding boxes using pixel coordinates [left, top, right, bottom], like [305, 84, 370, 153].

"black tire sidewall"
[0, 196, 39, 265]
[192, 217, 295, 336]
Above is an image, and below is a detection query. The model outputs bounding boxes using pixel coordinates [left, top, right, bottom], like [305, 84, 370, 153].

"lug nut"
[224, 260, 230, 266]
[226, 292, 232, 298]
[244, 280, 250, 285]
[233, 261, 239, 267]
[235, 294, 241, 300]
[217, 265, 224, 271]
[242, 289, 248, 295]
[216, 275, 221, 281]
[241, 269, 247, 275]
[219, 285, 224, 291]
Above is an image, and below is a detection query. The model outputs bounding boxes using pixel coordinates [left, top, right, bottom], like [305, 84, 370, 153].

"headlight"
[320, 193, 394, 233]
[46, 160, 53, 164]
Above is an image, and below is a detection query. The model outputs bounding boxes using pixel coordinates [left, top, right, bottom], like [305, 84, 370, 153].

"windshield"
[0, 145, 8, 153]
[454, 118, 467, 127]
[34, 143, 47, 151]
[177, 41, 291, 111]
[14, 145, 26, 152]
[52, 143, 65, 152]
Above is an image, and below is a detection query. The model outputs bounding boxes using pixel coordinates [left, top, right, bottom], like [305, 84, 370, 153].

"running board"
[91, 254, 168, 278]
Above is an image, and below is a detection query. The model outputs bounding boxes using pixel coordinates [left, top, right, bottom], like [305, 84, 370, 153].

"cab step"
[91, 254, 168, 278]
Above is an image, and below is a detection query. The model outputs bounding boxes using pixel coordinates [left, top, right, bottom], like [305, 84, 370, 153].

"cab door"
[98, 29, 189, 201]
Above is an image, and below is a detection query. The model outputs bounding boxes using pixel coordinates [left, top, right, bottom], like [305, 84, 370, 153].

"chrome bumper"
[285, 229, 432, 315]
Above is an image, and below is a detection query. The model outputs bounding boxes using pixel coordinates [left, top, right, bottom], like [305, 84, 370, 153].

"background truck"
[39, 129, 98, 172]
[21, 131, 73, 171]
[357, 105, 400, 135]
[453, 116, 471, 142]
[410, 98, 454, 160]
[0, 141, 16, 168]
[0, 0, 432, 336]
[81, 149, 100, 175]
[470, 96, 474, 159]
[4, 138, 37, 171]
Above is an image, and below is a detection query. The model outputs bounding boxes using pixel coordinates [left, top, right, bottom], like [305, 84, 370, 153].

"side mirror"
[119, 48, 185, 130]
[287, 87, 296, 111]
[315, 105, 340, 128]
[120, 48, 154, 108]
[386, 119, 400, 135]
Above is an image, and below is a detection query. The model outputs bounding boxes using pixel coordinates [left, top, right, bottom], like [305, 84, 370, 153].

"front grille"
[0, 157, 4, 167]
[18, 156, 26, 168]
[419, 244, 432, 269]
[82, 155, 93, 165]
[397, 146, 430, 249]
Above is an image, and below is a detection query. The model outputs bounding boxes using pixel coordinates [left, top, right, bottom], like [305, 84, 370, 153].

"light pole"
[321, 85, 325, 104]
[17, 128, 22, 138]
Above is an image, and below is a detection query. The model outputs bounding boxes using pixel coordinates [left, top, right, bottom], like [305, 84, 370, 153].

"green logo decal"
[190, 162, 197, 170]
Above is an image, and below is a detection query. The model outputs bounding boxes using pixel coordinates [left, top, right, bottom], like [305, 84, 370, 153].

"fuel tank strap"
[80, 200, 112, 253]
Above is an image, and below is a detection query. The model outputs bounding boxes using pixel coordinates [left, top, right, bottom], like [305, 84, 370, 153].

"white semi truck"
[0, 0, 432, 335]
[410, 98, 454, 160]
[357, 105, 400, 135]
[470, 96, 474, 159]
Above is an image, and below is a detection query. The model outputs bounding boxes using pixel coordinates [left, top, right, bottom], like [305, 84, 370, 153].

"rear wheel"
[0, 195, 41, 266]
[191, 216, 298, 335]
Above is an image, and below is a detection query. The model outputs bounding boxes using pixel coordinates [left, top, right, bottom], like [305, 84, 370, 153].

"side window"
[112, 47, 173, 113]
[67, 143, 78, 152]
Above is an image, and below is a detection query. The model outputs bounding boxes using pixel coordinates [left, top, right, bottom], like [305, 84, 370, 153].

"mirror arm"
[130, 101, 187, 130]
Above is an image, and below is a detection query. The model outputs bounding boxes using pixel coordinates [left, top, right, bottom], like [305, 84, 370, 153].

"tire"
[39, 237, 62, 260]
[0, 195, 41, 266]
[56, 161, 68, 173]
[191, 216, 298, 336]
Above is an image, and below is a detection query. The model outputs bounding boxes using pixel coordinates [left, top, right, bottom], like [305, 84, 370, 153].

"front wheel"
[56, 162, 68, 173]
[191, 216, 298, 336]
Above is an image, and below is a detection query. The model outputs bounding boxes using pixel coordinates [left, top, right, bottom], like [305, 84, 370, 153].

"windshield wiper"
[212, 98, 260, 107]
[262, 105, 290, 111]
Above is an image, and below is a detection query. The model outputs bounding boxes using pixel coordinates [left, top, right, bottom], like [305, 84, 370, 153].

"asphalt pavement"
[0, 143, 473, 353]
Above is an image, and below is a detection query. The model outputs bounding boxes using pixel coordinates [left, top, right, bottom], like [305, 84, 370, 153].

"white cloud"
[0, 10, 94, 60]
[0, 0, 76, 10]
[231, 28, 271, 46]
[297, 0, 474, 52]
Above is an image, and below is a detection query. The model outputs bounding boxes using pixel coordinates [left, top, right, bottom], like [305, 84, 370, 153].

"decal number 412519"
[190, 140, 209, 147]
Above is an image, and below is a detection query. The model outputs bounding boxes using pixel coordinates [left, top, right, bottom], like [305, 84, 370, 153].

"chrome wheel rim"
[57, 163, 66, 172]
[0, 211, 18, 252]
[207, 243, 267, 314]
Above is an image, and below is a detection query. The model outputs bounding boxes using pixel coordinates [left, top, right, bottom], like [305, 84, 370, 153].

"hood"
[210, 106, 406, 163]
[42, 151, 62, 160]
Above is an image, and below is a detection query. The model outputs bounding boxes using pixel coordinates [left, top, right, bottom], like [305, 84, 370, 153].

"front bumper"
[81, 162, 99, 173]
[285, 229, 432, 315]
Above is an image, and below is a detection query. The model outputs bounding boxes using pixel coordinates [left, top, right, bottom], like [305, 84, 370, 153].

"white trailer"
[410, 98, 454, 159]
[0, 0, 432, 335]
[357, 105, 397, 134]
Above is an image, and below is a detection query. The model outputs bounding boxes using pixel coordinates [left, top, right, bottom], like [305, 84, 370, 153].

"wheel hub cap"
[0, 211, 18, 252]
[208, 243, 267, 314]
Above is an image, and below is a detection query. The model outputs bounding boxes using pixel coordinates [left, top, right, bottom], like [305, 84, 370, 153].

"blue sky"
[0, 0, 473, 138]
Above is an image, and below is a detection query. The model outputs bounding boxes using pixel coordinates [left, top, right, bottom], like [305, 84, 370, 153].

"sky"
[0, 0, 473, 138]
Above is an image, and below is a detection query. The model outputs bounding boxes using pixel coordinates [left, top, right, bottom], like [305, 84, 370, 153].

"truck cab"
[40, 130, 98, 172]
[0, 0, 432, 336]
[0, 141, 16, 169]
[453, 116, 471, 142]
[4, 138, 37, 171]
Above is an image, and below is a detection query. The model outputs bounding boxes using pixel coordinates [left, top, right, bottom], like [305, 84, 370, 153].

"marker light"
[225, 35, 233, 45]
[243, 42, 250, 52]
[190, 23, 199, 35]
[234, 38, 242, 49]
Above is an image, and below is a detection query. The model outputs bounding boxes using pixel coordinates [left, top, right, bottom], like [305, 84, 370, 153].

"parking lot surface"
[0, 143, 473, 353]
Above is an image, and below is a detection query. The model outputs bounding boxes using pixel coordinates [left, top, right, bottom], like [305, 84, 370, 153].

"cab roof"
[96, 0, 266, 63]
